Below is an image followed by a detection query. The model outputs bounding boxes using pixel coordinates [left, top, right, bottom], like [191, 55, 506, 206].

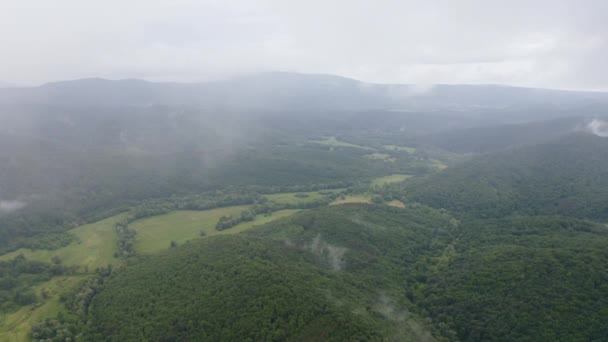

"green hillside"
[404, 134, 608, 219]
[85, 204, 453, 341]
[420, 215, 608, 341]
[132, 207, 299, 254]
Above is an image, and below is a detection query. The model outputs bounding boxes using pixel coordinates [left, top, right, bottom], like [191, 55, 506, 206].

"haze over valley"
[1, 1, 608, 341]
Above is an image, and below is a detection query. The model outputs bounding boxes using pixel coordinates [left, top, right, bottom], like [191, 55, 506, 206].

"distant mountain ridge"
[1, 72, 608, 111]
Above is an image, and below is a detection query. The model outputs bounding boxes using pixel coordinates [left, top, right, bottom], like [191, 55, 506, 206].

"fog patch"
[0, 200, 27, 213]
[374, 293, 436, 342]
[586, 119, 608, 137]
[386, 84, 436, 101]
[309, 234, 347, 271]
[348, 214, 386, 230]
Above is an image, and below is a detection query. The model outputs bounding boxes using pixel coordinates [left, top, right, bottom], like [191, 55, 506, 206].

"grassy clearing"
[0, 275, 86, 342]
[132, 206, 248, 254]
[0, 214, 126, 271]
[0, 206, 302, 339]
[224, 210, 300, 234]
[371, 174, 412, 187]
[364, 153, 396, 162]
[311, 137, 374, 151]
[264, 190, 341, 205]
[331, 195, 372, 205]
[430, 159, 448, 170]
[387, 200, 406, 208]
[132, 207, 300, 254]
[0, 215, 124, 340]
[383, 145, 416, 153]
[265, 191, 324, 204]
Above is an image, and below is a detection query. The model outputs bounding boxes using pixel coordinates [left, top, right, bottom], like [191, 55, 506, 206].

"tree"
[371, 195, 384, 204]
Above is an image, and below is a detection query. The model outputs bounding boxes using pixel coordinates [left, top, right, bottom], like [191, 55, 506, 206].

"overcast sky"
[1, 0, 607, 90]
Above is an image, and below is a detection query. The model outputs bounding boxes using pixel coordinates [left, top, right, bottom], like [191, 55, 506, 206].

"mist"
[586, 119, 608, 137]
[0, 200, 27, 213]
[2, 0, 608, 90]
[1, 2, 608, 341]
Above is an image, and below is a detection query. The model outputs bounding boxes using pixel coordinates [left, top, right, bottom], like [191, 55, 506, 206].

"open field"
[387, 200, 406, 208]
[0, 214, 126, 271]
[265, 191, 325, 204]
[0, 275, 87, 342]
[383, 145, 416, 153]
[221, 210, 300, 235]
[132, 207, 300, 254]
[132, 206, 248, 254]
[364, 153, 396, 162]
[0, 206, 301, 339]
[331, 195, 372, 205]
[430, 159, 448, 170]
[311, 137, 374, 150]
[264, 190, 342, 205]
[371, 174, 412, 187]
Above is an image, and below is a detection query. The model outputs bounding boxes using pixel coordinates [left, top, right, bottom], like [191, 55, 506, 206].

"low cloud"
[0, 200, 27, 213]
[586, 119, 608, 137]
[1, 0, 607, 90]
[309, 234, 347, 271]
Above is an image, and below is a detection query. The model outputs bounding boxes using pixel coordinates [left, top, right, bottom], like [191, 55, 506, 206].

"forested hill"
[85, 205, 454, 341]
[419, 116, 586, 153]
[72, 204, 608, 341]
[404, 133, 608, 219]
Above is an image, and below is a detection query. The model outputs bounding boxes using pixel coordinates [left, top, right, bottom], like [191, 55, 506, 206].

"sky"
[1, 0, 607, 90]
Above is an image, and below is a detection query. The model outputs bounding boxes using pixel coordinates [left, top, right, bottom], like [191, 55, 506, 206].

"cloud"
[0, 0, 607, 90]
[0, 200, 27, 213]
[586, 119, 608, 137]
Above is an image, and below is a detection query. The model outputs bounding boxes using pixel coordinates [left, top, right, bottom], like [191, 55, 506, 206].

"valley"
[0, 73, 607, 341]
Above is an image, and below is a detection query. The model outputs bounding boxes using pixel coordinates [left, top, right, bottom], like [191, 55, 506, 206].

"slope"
[86, 204, 455, 341]
[404, 133, 608, 219]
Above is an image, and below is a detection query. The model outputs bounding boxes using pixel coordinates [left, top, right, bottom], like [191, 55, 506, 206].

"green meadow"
[0, 214, 126, 271]
[264, 190, 337, 205]
[371, 174, 412, 187]
[383, 145, 416, 153]
[331, 195, 372, 205]
[0, 205, 302, 340]
[311, 136, 375, 150]
[132, 207, 300, 254]
[364, 153, 396, 162]
[0, 275, 86, 342]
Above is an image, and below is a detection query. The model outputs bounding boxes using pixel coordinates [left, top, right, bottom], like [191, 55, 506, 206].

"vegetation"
[404, 134, 608, 219]
[371, 174, 411, 187]
[0, 275, 86, 342]
[131, 207, 300, 254]
[310, 136, 375, 150]
[0, 256, 69, 313]
[383, 145, 416, 153]
[88, 236, 392, 341]
[0, 215, 124, 271]
[419, 215, 608, 341]
[264, 191, 332, 205]
[132, 206, 247, 254]
[331, 195, 372, 205]
[84, 204, 454, 341]
[365, 153, 396, 162]
[2, 76, 606, 342]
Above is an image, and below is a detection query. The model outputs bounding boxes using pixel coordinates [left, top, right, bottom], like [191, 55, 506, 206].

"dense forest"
[85, 204, 453, 341]
[48, 201, 608, 341]
[403, 133, 608, 219]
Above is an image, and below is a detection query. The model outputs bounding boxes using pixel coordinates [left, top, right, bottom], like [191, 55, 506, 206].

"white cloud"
[0, 0, 606, 90]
